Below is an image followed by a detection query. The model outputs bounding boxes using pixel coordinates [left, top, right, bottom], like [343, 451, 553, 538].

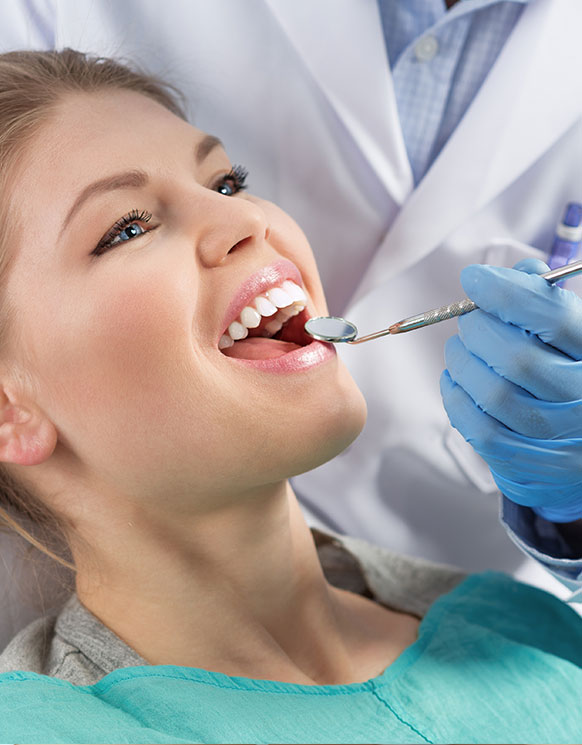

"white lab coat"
[0, 0, 580, 644]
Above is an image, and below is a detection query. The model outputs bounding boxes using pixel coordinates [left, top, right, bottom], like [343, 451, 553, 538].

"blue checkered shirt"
[377, 0, 530, 184]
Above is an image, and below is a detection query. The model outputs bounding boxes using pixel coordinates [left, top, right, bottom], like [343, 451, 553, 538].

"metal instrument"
[304, 259, 582, 344]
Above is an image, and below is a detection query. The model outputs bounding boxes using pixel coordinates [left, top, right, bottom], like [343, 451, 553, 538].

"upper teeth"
[219, 280, 307, 349]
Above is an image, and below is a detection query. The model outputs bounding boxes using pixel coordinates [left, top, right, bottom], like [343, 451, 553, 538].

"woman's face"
[4, 90, 366, 513]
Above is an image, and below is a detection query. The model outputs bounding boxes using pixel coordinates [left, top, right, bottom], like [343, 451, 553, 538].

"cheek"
[31, 274, 199, 436]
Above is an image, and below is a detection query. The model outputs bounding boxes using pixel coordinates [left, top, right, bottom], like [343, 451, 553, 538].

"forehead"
[1, 90, 213, 300]
[12, 89, 205, 208]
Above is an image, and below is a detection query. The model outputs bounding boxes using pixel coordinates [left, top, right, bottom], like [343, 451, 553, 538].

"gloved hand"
[440, 257, 582, 523]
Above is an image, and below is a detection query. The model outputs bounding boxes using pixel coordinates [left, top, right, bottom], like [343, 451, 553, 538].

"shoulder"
[0, 613, 57, 675]
[443, 570, 582, 666]
[0, 596, 115, 685]
[313, 529, 467, 616]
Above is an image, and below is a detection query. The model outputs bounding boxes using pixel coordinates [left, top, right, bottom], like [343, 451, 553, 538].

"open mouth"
[218, 280, 314, 360]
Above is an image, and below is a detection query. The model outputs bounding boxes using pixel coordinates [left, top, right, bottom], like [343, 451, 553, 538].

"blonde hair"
[0, 49, 186, 573]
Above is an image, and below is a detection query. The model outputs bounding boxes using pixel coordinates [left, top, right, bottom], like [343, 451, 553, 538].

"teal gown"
[0, 571, 581, 744]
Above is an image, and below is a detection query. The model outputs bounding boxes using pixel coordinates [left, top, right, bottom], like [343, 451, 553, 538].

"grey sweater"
[0, 530, 466, 686]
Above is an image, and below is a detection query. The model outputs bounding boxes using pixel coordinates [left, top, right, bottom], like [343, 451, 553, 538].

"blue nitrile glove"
[440, 257, 582, 523]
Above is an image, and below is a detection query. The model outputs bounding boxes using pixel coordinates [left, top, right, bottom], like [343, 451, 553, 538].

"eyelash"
[91, 165, 249, 257]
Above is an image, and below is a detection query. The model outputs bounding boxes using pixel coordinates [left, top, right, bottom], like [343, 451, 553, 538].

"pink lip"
[225, 339, 336, 374]
[219, 259, 304, 341]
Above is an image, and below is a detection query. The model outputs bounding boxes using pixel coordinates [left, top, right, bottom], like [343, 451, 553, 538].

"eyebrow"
[60, 134, 224, 236]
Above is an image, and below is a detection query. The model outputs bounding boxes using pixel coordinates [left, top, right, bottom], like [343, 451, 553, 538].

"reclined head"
[0, 49, 366, 575]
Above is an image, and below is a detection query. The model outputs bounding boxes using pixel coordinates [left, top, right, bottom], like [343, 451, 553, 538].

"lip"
[224, 339, 336, 374]
[219, 258, 305, 342]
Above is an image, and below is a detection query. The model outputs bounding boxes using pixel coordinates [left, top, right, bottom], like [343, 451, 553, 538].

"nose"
[193, 190, 270, 268]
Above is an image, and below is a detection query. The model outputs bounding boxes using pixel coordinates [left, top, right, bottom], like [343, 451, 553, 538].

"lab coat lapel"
[262, 0, 413, 204]
[348, 0, 582, 309]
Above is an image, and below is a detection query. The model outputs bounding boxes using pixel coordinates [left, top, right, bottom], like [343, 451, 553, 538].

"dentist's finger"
[440, 371, 582, 504]
[457, 309, 581, 403]
[440, 369, 506, 457]
[444, 335, 582, 439]
[460, 264, 582, 360]
[511, 258, 550, 274]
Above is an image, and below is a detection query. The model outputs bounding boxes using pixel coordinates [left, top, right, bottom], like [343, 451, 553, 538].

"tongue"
[223, 337, 302, 360]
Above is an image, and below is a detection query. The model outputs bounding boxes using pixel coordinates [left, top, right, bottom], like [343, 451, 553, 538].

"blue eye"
[215, 165, 249, 196]
[218, 182, 236, 196]
[91, 166, 249, 259]
[92, 209, 154, 257]
[118, 223, 144, 242]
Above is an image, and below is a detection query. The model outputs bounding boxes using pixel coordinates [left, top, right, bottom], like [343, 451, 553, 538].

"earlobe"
[0, 390, 57, 466]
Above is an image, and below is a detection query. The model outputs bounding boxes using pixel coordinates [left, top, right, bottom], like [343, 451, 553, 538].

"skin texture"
[0, 91, 419, 685]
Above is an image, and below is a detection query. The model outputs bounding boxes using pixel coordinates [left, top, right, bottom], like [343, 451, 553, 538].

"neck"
[73, 482, 363, 684]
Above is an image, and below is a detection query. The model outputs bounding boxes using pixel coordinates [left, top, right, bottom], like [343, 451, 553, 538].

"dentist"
[1, 0, 581, 608]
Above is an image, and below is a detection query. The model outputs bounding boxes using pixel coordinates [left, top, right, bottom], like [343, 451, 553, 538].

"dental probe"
[304, 258, 582, 344]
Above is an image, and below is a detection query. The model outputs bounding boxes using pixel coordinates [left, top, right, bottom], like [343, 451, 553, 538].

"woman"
[0, 49, 580, 744]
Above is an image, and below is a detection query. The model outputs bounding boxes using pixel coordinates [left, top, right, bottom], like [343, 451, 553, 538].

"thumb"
[460, 263, 582, 360]
[511, 257, 550, 275]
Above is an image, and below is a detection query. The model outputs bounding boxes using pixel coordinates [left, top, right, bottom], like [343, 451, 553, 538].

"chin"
[289, 371, 368, 477]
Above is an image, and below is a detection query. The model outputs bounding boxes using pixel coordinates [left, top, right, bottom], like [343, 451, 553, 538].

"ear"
[0, 385, 57, 466]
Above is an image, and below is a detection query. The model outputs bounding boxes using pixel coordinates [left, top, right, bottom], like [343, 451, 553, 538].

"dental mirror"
[304, 316, 358, 343]
[304, 315, 401, 344]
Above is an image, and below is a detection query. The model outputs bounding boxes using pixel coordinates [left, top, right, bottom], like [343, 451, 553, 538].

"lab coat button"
[414, 35, 439, 62]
